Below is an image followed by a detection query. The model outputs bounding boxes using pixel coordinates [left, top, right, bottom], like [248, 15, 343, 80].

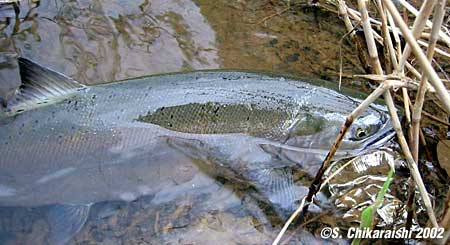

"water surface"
[0, 0, 362, 86]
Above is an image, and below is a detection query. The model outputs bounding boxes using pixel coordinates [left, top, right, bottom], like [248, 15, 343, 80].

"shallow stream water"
[0, 0, 363, 86]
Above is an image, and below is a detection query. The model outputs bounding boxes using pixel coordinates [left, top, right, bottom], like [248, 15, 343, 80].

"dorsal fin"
[4, 58, 87, 116]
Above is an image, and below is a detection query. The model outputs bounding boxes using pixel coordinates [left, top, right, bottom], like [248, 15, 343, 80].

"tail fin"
[2, 58, 86, 117]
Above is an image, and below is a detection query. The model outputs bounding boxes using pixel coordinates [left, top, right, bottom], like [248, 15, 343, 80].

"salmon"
[0, 58, 393, 243]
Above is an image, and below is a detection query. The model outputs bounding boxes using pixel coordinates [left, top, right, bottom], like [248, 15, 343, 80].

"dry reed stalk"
[337, 0, 354, 36]
[276, 0, 450, 242]
[423, 111, 450, 126]
[397, 0, 450, 47]
[342, 1, 450, 58]
[407, 0, 445, 219]
[384, 0, 450, 113]
[412, 0, 446, 162]
[388, 10, 448, 222]
[417, 40, 450, 58]
[385, 89, 440, 228]
[358, 0, 382, 74]
[336, 0, 374, 76]
[345, 2, 446, 51]
[377, 0, 413, 153]
[376, 0, 399, 70]
[378, 2, 413, 229]
[337, 0, 361, 90]
[272, 196, 306, 245]
[402, 89, 412, 131]
[345, 7, 384, 43]
[420, 32, 447, 44]
[257, 6, 291, 25]
[398, 0, 436, 71]
[386, 10, 402, 59]
[354, 74, 400, 80]
[354, 76, 420, 90]
[347, 7, 383, 26]
[361, 0, 440, 228]
[405, 61, 422, 79]
[420, 32, 433, 40]
[404, 62, 437, 93]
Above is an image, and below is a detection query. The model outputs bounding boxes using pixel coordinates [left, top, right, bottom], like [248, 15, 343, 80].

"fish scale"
[137, 102, 292, 136]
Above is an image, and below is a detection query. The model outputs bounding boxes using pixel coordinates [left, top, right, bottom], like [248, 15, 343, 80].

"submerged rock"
[0, 52, 20, 107]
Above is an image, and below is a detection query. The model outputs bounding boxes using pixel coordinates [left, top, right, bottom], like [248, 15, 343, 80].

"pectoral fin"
[248, 167, 300, 211]
[46, 204, 91, 245]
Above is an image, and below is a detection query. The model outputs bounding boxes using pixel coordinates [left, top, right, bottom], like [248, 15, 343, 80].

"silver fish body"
[0, 68, 392, 208]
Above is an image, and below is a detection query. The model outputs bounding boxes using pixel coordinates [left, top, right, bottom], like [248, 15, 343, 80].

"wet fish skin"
[0, 66, 392, 208]
[137, 102, 291, 136]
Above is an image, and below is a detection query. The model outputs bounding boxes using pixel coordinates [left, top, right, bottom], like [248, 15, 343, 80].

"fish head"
[347, 113, 386, 141]
[286, 107, 392, 154]
[341, 109, 393, 152]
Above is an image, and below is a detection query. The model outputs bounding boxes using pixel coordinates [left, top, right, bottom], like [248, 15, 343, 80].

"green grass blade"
[351, 168, 394, 245]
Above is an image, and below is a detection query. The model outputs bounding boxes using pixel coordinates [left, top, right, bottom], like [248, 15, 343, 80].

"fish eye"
[356, 127, 368, 138]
